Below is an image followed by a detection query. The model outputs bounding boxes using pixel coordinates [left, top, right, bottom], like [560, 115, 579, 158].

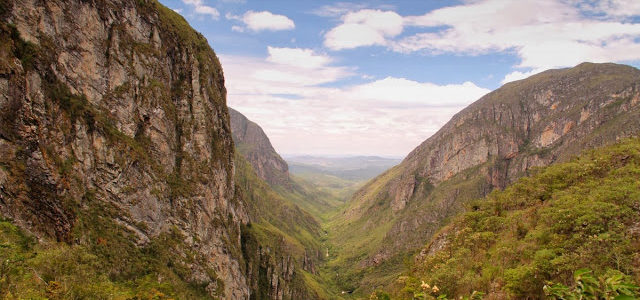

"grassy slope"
[235, 153, 323, 256]
[393, 138, 640, 299]
[323, 63, 640, 297]
[235, 153, 340, 299]
[273, 175, 345, 222]
[0, 209, 220, 299]
[268, 161, 401, 297]
[320, 165, 406, 293]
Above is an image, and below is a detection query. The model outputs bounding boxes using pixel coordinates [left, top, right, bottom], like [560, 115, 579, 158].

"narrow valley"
[1, 0, 640, 299]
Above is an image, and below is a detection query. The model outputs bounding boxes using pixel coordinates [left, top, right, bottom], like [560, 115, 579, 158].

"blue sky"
[159, 0, 640, 157]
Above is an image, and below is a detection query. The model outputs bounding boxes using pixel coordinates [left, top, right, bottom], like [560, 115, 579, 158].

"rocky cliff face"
[333, 62, 640, 294]
[229, 108, 291, 188]
[382, 63, 640, 219]
[397, 63, 640, 199]
[0, 0, 249, 298]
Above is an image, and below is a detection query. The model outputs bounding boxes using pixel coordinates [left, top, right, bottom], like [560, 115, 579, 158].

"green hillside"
[274, 177, 345, 222]
[0, 204, 224, 299]
[322, 63, 640, 297]
[390, 138, 640, 299]
[285, 156, 401, 221]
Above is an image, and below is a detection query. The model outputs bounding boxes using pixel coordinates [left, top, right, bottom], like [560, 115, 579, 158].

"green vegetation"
[544, 269, 638, 299]
[288, 157, 400, 182]
[234, 154, 332, 299]
[7, 24, 37, 71]
[320, 165, 406, 295]
[275, 176, 345, 222]
[315, 63, 640, 298]
[236, 154, 323, 253]
[316, 161, 491, 297]
[290, 172, 363, 205]
[394, 138, 640, 299]
[0, 210, 221, 299]
[286, 156, 400, 209]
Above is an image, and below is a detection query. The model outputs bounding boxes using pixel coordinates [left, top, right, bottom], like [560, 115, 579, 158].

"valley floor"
[293, 139, 640, 299]
[287, 172, 403, 299]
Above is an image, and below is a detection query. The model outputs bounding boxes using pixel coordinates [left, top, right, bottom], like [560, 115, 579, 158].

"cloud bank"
[322, 0, 640, 83]
[220, 50, 489, 156]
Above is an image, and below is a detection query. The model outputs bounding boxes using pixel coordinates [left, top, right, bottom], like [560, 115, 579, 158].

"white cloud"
[266, 47, 332, 69]
[324, 9, 404, 50]
[325, 24, 386, 50]
[221, 48, 352, 89]
[229, 11, 295, 32]
[225, 12, 240, 21]
[344, 78, 489, 107]
[501, 68, 546, 84]
[182, 0, 219, 19]
[219, 53, 489, 156]
[311, 3, 369, 17]
[322, 0, 640, 74]
[394, 0, 640, 70]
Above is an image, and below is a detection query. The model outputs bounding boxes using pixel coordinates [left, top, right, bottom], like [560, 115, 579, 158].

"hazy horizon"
[282, 153, 404, 159]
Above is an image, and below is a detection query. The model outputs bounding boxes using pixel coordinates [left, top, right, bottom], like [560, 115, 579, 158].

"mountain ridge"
[327, 62, 640, 296]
